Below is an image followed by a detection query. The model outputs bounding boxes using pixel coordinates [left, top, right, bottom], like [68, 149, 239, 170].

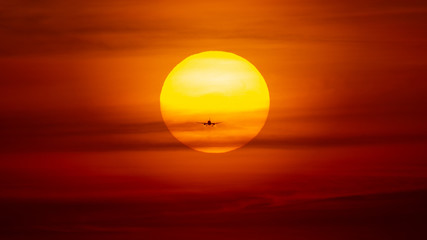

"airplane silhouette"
[198, 118, 221, 126]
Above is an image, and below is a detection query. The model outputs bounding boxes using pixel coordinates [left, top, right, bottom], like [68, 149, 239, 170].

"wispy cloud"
[1, 0, 426, 56]
[1, 107, 426, 153]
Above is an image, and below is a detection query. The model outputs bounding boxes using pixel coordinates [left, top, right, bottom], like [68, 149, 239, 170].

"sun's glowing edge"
[160, 51, 270, 153]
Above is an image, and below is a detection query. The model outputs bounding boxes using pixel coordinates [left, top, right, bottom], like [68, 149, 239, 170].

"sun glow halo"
[160, 51, 270, 153]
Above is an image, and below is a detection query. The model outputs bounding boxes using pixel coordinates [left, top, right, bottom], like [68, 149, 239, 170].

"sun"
[160, 51, 270, 153]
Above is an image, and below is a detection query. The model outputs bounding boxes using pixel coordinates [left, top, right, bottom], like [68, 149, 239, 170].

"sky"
[0, 0, 427, 239]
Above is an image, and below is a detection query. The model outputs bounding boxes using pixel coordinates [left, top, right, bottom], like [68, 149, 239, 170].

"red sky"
[1, 0, 427, 239]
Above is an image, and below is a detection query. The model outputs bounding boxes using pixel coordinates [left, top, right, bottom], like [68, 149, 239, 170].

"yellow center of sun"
[160, 51, 270, 153]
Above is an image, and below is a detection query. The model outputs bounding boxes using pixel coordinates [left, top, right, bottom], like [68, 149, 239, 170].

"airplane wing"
[213, 122, 222, 124]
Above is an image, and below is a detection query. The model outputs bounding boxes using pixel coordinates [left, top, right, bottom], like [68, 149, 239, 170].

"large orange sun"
[160, 51, 270, 153]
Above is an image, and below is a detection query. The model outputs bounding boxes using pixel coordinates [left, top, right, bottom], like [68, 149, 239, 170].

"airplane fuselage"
[201, 119, 220, 126]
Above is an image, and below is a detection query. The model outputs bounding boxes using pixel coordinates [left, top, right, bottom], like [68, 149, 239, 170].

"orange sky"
[0, 0, 427, 239]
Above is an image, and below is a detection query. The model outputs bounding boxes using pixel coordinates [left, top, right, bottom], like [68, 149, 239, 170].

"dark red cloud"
[1, 189, 426, 239]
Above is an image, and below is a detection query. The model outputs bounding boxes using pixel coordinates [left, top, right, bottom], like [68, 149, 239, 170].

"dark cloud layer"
[1, 108, 427, 153]
[1, 189, 426, 239]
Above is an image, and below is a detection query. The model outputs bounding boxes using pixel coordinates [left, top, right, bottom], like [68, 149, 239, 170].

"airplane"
[198, 118, 221, 126]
